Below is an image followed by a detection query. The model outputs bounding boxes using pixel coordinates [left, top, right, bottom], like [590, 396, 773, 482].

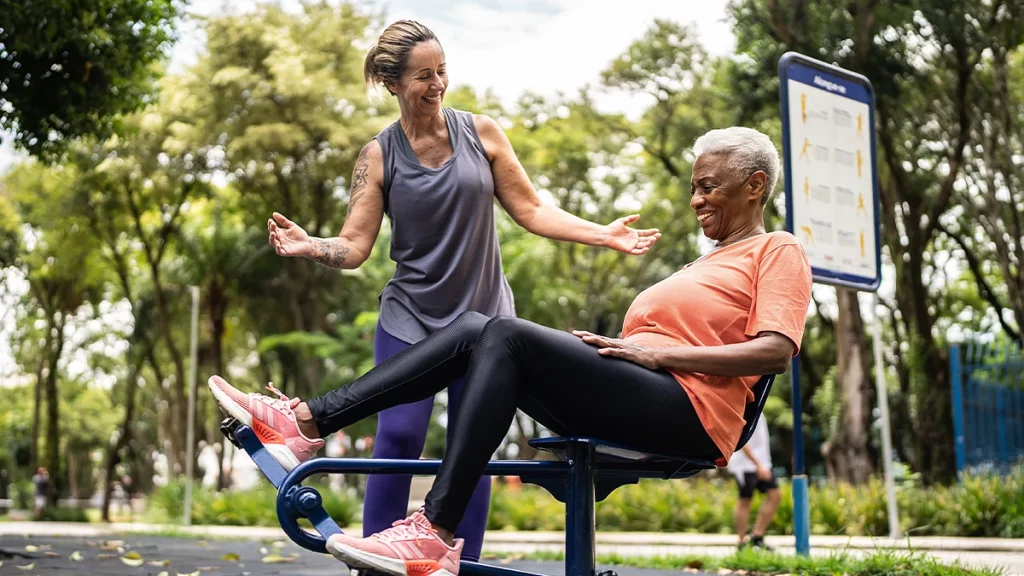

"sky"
[174, 0, 737, 112]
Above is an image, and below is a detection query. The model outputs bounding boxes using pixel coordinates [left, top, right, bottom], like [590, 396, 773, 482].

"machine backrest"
[734, 374, 776, 452]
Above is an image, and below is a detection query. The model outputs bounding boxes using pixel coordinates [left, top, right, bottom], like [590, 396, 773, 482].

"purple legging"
[362, 321, 491, 561]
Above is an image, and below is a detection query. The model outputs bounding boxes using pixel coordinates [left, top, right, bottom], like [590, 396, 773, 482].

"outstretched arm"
[268, 141, 385, 269]
[474, 114, 660, 255]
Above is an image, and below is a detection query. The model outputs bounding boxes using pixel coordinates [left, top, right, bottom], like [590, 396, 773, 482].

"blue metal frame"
[779, 51, 882, 292]
[949, 342, 1024, 477]
[227, 374, 776, 576]
[950, 345, 967, 476]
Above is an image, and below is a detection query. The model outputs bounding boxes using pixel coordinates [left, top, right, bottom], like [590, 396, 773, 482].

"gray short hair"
[692, 127, 780, 205]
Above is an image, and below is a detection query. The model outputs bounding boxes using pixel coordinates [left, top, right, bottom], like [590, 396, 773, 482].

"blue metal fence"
[950, 342, 1024, 476]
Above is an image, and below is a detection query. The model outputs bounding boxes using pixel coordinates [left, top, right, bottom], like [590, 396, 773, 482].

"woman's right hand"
[267, 212, 311, 258]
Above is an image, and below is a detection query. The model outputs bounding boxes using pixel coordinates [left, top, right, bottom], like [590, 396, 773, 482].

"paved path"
[3, 523, 1022, 575]
[0, 534, 715, 576]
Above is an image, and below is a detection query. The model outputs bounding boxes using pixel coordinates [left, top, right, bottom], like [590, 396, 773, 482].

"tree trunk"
[30, 354, 44, 474]
[45, 311, 66, 506]
[102, 360, 141, 522]
[67, 452, 79, 500]
[904, 236, 955, 484]
[207, 282, 232, 490]
[827, 289, 875, 484]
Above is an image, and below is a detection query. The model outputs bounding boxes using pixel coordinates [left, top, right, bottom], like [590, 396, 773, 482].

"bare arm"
[270, 141, 385, 269]
[741, 445, 761, 467]
[473, 114, 659, 254]
[573, 331, 795, 377]
[653, 333, 796, 377]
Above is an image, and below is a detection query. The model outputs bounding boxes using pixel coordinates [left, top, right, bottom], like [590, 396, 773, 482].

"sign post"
[779, 52, 895, 554]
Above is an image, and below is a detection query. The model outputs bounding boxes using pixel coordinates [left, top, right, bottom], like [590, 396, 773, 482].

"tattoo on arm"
[348, 146, 371, 212]
[310, 238, 352, 268]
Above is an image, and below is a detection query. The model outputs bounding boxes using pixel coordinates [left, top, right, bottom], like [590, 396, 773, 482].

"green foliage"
[40, 506, 89, 522]
[0, 0, 179, 158]
[147, 479, 358, 528]
[489, 467, 1024, 538]
[516, 548, 1004, 576]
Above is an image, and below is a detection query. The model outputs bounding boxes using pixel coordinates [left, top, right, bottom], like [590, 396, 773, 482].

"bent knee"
[453, 311, 490, 334]
[482, 315, 529, 341]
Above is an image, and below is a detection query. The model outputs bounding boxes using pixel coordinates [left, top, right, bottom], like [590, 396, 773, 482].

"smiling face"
[386, 40, 447, 118]
[689, 153, 767, 243]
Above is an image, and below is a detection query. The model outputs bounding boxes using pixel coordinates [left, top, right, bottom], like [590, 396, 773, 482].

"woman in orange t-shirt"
[209, 126, 812, 573]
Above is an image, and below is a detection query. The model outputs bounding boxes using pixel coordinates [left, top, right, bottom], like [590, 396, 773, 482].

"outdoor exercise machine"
[220, 374, 776, 576]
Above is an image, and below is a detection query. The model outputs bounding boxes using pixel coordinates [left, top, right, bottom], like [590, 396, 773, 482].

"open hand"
[572, 330, 661, 369]
[603, 214, 661, 255]
[267, 212, 311, 258]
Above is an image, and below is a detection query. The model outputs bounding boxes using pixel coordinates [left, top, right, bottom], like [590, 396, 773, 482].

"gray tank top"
[374, 107, 516, 344]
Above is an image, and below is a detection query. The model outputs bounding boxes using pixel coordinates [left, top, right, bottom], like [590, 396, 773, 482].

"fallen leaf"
[17, 562, 36, 571]
[100, 540, 124, 551]
[157, 572, 169, 576]
[70, 550, 84, 561]
[261, 554, 296, 563]
[197, 567, 219, 571]
[44, 551, 60, 558]
[177, 571, 201, 576]
[122, 551, 146, 567]
[148, 559, 172, 566]
[24, 545, 39, 552]
[259, 547, 268, 555]
[221, 552, 240, 561]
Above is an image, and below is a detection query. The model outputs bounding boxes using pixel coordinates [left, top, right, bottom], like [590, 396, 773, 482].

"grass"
[485, 549, 1007, 576]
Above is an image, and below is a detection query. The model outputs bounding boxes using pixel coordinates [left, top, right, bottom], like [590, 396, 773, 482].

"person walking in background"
[727, 413, 781, 550]
[32, 467, 49, 521]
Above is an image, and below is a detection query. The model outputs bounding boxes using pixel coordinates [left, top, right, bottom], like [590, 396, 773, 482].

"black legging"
[306, 311, 720, 533]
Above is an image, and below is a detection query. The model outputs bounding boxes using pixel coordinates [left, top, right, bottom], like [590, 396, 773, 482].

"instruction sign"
[780, 52, 881, 291]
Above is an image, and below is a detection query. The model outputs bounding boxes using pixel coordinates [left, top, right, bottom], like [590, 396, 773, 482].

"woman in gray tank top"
[264, 20, 661, 561]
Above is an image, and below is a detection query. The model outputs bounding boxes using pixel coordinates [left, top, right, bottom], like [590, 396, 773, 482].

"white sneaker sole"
[208, 377, 301, 471]
[326, 537, 457, 576]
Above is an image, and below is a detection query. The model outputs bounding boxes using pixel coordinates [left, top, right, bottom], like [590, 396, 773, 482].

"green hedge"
[489, 467, 1024, 537]
[148, 480, 358, 528]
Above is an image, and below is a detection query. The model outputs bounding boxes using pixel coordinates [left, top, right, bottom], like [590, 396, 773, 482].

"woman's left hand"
[603, 214, 661, 255]
[572, 331, 661, 369]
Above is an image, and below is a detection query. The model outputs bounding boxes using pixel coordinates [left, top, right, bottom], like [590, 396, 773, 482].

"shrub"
[488, 466, 1024, 538]
[148, 480, 358, 528]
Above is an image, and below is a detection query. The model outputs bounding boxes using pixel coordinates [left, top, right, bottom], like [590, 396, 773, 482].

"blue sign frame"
[779, 51, 882, 292]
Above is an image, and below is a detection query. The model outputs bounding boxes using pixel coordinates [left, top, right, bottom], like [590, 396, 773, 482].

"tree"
[726, 0, 1024, 484]
[4, 161, 106, 502]
[941, 34, 1024, 345]
[0, 0, 179, 158]
[178, 2, 396, 400]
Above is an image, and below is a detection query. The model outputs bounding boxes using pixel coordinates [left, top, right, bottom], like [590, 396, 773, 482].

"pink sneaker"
[326, 509, 463, 576]
[208, 375, 324, 471]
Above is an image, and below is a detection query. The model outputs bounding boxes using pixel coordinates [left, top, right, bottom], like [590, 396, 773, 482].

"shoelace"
[374, 516, 431, 543]
[257, 382, 300, 413]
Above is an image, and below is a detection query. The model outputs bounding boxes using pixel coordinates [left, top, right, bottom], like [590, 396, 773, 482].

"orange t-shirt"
[621, 231, 812, 462]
